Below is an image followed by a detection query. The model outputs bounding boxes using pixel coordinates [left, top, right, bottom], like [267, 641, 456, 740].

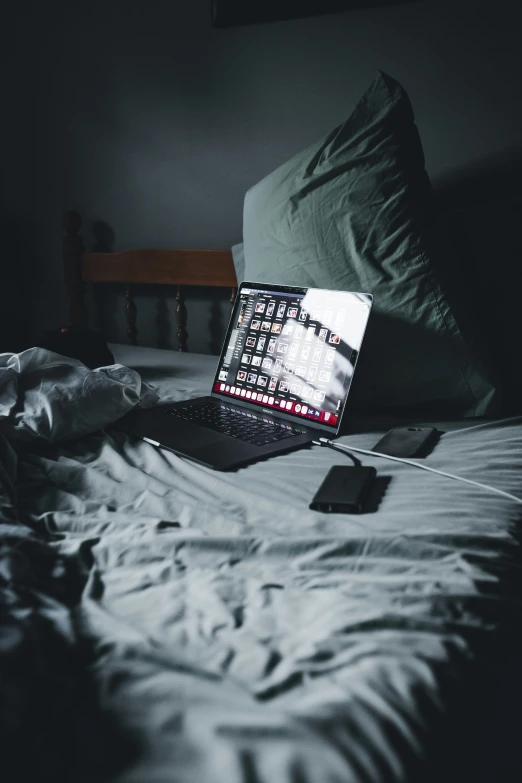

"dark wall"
[1, 0, 520, 352]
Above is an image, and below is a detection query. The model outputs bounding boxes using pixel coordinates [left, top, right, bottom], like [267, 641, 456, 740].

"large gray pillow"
[231, 242, 245, 284]
[242, 72, 500, 417]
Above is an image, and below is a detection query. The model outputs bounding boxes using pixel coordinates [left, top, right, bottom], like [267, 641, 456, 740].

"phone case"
[371, 426, 438, 458]
[309, 465, 377, 513]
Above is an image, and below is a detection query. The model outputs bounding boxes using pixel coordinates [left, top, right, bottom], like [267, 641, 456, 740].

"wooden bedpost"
[62, 210, 88, 327]
[176, 285, 188, 352]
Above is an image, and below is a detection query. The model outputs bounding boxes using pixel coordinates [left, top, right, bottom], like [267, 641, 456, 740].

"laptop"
[115, 282, 372, 470]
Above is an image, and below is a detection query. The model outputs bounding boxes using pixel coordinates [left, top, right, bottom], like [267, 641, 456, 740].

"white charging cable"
[313, 437, 522, 506]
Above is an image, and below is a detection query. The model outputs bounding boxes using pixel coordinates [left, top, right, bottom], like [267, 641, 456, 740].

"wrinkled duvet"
[1, 344, 522, 783]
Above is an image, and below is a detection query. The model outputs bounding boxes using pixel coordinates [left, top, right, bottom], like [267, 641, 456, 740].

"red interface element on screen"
[213, 288, 364, 427]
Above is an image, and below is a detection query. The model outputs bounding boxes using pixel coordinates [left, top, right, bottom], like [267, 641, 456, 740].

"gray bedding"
[2, 344, 522, 782]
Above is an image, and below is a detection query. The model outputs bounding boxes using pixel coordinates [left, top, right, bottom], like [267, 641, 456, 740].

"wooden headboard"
[212, 0, 424, 27]
[62, 210, 238, 352]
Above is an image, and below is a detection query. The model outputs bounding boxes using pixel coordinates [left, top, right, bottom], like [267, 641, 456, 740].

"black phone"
[309, 465, 377, 513]
[371, 426, 438, 459]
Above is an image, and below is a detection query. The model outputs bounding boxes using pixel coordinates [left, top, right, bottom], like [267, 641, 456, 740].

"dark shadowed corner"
[434, 149, 522, 411]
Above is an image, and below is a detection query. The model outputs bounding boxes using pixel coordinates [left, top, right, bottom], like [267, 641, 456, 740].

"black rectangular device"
[371, 426, 438, 459]
[309, 465, 377, 513]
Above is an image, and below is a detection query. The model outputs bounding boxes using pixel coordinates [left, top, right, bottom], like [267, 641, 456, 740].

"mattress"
[6, 344, 522, 783]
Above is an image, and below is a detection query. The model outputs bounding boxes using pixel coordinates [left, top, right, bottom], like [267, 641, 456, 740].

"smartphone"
[309, 465, 377, 513]
[371, 426, 438, 458]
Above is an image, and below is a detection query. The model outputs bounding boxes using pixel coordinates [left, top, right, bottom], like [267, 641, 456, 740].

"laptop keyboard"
[167, 402, 304, 446]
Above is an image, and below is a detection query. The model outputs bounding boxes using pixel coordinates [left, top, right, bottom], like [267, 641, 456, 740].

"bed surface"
[8, 344, 522, 783]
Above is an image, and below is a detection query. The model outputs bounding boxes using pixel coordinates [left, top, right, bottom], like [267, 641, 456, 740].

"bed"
[3, 72, 522, 783]
[2, 218, 521, 783]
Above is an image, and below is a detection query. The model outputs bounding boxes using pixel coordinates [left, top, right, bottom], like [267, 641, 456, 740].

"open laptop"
[115, 282, 372, 470]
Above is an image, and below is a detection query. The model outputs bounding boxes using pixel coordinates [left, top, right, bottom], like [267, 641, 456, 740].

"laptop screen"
[212, 283, 372, 430]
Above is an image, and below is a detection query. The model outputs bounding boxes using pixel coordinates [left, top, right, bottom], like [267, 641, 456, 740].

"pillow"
[242, 72, 500, 416]
[231, 242, 245, 285]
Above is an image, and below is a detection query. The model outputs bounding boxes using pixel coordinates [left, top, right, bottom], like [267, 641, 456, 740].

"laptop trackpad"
[164, 418, 224, 449]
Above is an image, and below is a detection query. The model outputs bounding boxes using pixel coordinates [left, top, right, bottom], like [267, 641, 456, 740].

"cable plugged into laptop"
[312, 437, 522, 506]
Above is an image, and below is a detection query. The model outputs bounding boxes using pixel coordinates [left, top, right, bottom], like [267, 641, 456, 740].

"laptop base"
[113, 397, 316, 471]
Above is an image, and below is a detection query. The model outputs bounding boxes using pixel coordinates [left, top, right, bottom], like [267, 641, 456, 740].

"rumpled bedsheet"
[0, 347, 158, 782]
[0, 347, 158, 442]
[2, 345, 522, 783]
